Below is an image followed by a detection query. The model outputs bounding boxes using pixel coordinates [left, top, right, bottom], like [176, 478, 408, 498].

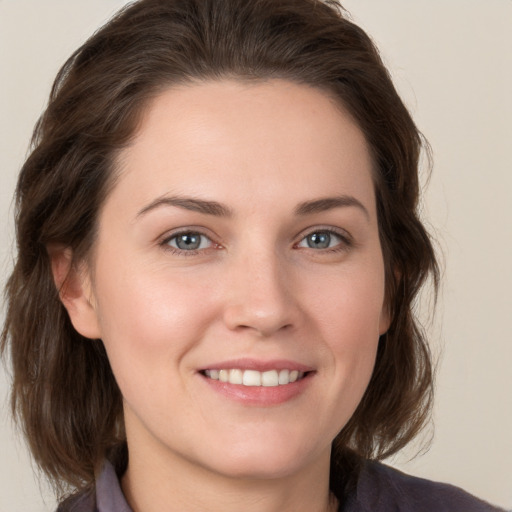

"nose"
[222, 250, 299, 337]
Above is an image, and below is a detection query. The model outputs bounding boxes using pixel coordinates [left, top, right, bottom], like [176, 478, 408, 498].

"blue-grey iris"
[307, 232, 331, 249]
[175, 233, 202, 250]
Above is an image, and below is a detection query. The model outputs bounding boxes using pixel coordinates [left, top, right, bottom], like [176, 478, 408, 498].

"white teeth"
[204, 368, 306, 387]
[229, 369, 243, 385]
[278, 369, 290, 384]
[261, 370, 279, 387]
[243, 370, 261, 386]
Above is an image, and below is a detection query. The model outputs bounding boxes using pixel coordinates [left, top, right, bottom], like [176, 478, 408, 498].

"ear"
[379, 267, 399, 335]
[48, 244, 102, 340]
[379, 302, 391, 335]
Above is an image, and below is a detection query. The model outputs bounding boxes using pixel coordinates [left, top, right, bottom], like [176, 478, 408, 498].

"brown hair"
[1, 0, 438, 501]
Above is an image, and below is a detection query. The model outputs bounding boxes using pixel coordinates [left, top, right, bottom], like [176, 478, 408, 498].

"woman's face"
[75, 79, 389, 479]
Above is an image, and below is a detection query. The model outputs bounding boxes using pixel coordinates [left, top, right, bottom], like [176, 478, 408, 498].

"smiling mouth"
[201, 369, 308, 387]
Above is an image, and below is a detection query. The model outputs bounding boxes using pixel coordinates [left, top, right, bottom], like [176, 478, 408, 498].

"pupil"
[308, 232, 330, 249]
[177, 233, 200, 250]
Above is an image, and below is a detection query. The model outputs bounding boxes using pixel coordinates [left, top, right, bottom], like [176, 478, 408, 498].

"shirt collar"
[96, 460, 133, 512]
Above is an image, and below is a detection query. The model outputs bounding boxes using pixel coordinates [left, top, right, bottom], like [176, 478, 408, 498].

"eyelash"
[160, 229, 219, 256]
[159, 227, 353, 256]
[295, 227, 353, 253]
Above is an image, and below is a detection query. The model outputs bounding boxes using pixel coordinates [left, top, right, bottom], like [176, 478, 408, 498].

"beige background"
[1, 1, 511, 510]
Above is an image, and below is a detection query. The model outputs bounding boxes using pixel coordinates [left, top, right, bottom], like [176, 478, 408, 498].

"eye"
[165, 231, 213, 251]
[297, 230, 347, 250]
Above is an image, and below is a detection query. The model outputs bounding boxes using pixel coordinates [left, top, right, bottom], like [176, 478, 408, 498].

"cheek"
[92, 264, 217, 385]
[311, 262, 385, 392]
[313, 259, 386, 341]
[96, 261, 212, 336]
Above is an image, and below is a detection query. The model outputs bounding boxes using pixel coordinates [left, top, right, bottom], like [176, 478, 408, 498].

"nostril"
[223, 303, 296, 337]
[232, 322, 293, 337]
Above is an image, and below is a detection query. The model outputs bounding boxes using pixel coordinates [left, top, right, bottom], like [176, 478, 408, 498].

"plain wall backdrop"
[1, 1, 511, 510]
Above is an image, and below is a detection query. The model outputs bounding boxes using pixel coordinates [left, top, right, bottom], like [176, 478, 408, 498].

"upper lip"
[198, 358, 314, 373]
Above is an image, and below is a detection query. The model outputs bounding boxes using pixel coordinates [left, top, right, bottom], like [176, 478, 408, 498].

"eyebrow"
[136, 195, 233, 218]
[136, 194, 369, 220]
[295, 196, 370, 220]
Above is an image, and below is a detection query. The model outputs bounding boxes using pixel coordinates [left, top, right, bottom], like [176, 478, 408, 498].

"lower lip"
[200, 373, 313, 406]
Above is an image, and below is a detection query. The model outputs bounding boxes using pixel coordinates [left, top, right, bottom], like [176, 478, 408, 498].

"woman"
[0, 0, 505, 511]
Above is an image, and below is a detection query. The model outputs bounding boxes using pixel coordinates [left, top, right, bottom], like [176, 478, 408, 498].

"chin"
[199, 434, 329, 481]
[211, 456, 308, 481]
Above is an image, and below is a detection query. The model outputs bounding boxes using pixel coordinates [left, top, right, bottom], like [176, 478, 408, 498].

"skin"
[57, 79, 389, 512]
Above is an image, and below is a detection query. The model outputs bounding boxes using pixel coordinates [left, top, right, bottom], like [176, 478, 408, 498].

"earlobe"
[48, 244, 102, 340]
[379, 290, 393, 336]
[379, 267, 400, 335]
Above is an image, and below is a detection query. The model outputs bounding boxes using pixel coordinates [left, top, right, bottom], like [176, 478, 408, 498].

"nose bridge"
[222, 241, 297, 336]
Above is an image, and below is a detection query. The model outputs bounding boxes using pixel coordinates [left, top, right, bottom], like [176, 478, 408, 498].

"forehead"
[110, 79, 375, 217]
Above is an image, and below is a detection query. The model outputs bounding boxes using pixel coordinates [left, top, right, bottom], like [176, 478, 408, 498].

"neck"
[121, 439, 337, 512]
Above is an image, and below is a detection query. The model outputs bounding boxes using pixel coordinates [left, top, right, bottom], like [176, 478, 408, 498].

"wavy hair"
[1, 0, 438, 500]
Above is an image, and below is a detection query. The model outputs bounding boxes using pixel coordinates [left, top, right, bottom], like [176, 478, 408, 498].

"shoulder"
[344, 460, 505, 512]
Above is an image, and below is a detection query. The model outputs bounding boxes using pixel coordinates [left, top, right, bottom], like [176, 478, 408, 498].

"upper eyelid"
[159, 226, 217, 244]
[167, 232, 211, 244]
